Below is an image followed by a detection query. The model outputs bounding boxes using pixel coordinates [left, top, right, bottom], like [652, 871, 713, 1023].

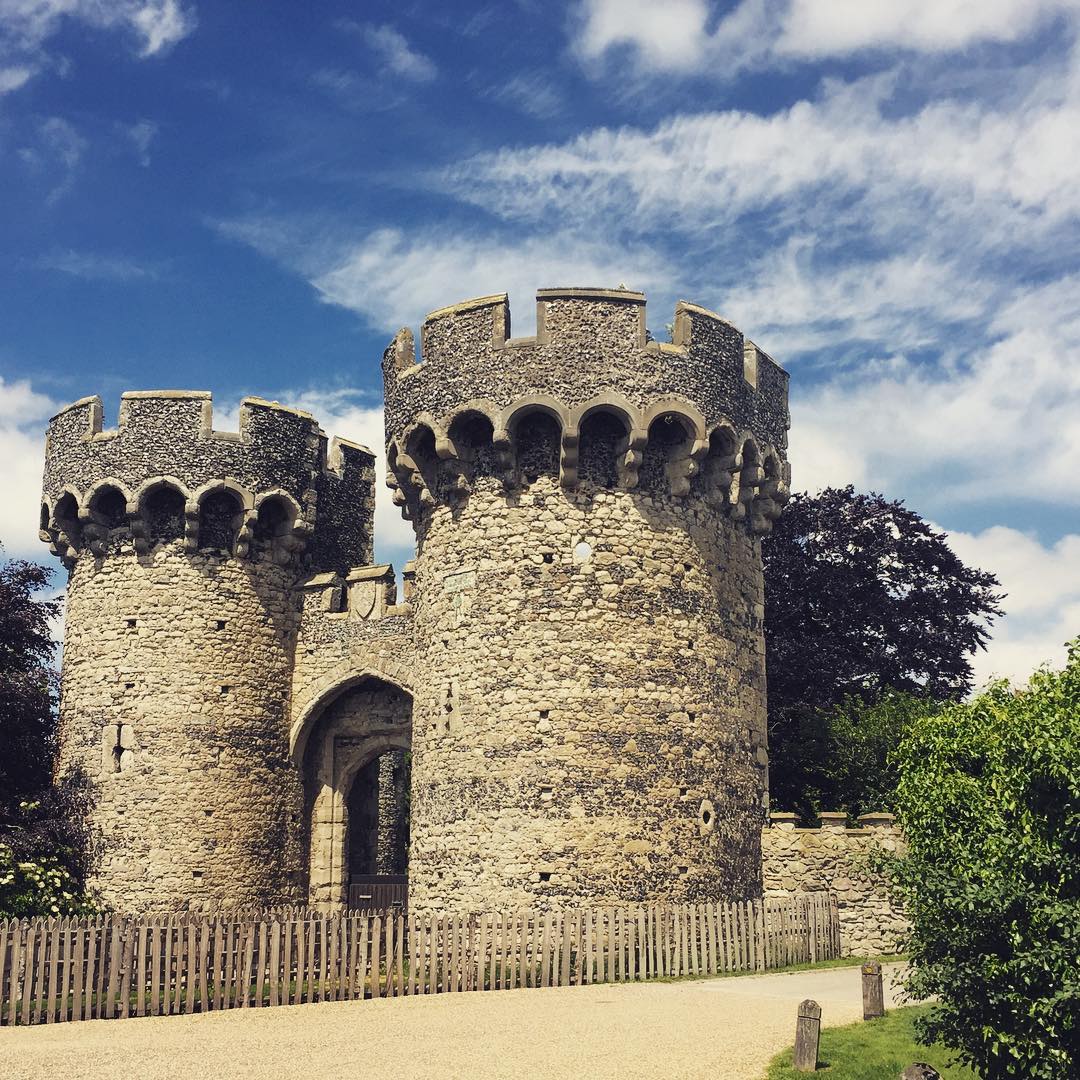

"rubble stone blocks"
[761, 812, 909, 955]
[40, 287, 791, 913]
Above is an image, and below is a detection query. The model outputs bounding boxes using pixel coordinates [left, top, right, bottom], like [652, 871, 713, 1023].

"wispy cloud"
[214, 219, 671, 334]
[482, 72, 563, 120]
[35, 249, 162, 281]
[442, 67, 1080, 252]
[336, 21, 436, 83]
[0, 64, 33, 93]
[0, 0, 196, 92]
[572, 0, 1080, 75]
[788, 272, 1080, 515]
[17, 116, 87, 203]
[124, 118, 158, 167]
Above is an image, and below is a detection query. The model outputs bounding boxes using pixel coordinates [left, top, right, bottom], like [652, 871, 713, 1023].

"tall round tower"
[40, 391, 372, 910]
[383, 288, 790, 912]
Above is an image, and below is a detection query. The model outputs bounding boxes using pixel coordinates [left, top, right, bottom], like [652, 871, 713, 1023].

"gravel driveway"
[0, 963, 907, 1080]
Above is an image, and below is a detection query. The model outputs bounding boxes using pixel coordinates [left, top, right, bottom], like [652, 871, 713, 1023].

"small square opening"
[126, 618, 137, 629]
[539, 871, 552, 883]
[215, 619, 227, 630]
[542, 552, 554, 564]
[539, 709, 550, 719]
[220, 685, 230, 695]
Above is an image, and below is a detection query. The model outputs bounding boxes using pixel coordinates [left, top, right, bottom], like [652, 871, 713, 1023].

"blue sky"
[2, 0, 1078, 685]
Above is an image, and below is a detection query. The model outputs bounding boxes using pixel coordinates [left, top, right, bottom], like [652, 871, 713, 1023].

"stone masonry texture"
[40, 288, 799, 919]
[762, 814, 910, 956]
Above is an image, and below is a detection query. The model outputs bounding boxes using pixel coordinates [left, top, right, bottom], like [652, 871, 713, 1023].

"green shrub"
[888, 641, 1080, 1078]
[0, 837, 86, 918]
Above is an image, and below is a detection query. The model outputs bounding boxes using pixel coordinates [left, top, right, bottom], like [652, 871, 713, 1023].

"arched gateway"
[298, 674, 413, 907]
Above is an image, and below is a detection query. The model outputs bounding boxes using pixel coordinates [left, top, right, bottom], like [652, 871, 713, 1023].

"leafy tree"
[888, 643, 1080, 1079]
[763, 486, 1002, 819]
[0, 546, 95, 916]
[798, 691, 939, 819]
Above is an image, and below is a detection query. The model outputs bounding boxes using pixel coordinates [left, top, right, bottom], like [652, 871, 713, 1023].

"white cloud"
[444, 70, 1080, 251]
[721, 239, 994, 359]
[0, 0, 196, 56]
[0, 0, 195, 91]
[310, 229, 668, 333]
[944, 525, 1080, 687]
[127, 0, 194, 57]
[0, 63, 33, 92]
[485, 73, 564, 120]
[360, 24, 436, 83]
[572, 0, 1080, 75]
[36, 249, 160, 280]
[575, 0, 710, 71]
[778, 0, 1078, 58]
[215, 219, 672, 335]
[788, 274, 1080, 511]
[125, 118, 158, 166]
[17, 116, 87, 203]
[0, 377, 59, 560]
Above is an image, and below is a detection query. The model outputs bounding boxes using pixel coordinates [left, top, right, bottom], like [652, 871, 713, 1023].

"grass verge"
[654, 953, 905, 984]
[765, 1004, 977, 1079]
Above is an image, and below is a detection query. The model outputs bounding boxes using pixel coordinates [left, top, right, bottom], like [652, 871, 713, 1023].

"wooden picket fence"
[0, 892, 838, 1025]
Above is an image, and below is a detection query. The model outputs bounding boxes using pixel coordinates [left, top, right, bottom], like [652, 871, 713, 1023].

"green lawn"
[766, 1005, 979, 1079]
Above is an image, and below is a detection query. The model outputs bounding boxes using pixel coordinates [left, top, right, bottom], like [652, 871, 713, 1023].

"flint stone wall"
[386, 290, 789, 913]
[58, 539, 307, 910]
[762, 812, 909, 956]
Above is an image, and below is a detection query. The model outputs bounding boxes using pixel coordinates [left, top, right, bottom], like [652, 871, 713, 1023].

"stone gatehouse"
[39, 287, 791, 914]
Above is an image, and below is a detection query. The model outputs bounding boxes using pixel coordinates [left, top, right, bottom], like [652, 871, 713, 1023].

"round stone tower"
[40, 391, 373, 910]
[383, 288, 790, 912]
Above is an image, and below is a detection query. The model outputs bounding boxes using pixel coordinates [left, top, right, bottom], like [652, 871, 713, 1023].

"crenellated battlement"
[41, 391, 375, 572]
[383, 288, 790, 532]
[384, 288, 789, 448]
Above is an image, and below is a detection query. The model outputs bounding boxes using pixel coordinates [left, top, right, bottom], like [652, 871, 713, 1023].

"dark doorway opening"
[346, 749, 410, 911]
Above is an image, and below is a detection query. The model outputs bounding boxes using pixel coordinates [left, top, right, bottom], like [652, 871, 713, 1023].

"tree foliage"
[0, 547, 96, 916]
[888, 643, 1080, 1078]
[796, 691, 939, 820]
[763, 486, 1002, 818]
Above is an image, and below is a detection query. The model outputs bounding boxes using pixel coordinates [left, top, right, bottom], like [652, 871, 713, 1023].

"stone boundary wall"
[761, 811, 909, 956]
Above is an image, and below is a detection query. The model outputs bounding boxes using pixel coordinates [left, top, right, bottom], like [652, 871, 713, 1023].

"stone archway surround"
[301, 677, 412, 907]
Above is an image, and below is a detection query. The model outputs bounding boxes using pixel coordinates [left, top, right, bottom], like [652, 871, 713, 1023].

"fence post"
[861, 960, 885, 1019]
[793, 998, 821, 1072]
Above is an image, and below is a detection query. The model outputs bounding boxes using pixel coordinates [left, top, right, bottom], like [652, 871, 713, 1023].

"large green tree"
[0, 546, 95, 915]
[888, 643, 1080, 1078]
[762, 486, 1002, 818]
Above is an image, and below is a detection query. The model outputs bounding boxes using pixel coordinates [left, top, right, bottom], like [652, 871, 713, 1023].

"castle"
[38, 287, 792, 915]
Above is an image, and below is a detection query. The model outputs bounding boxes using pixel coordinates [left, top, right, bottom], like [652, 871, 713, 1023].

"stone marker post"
[862, 960, 885, 1019]
[793, 998, 822, 1072]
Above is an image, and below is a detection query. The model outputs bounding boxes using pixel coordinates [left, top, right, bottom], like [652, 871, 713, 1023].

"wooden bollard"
[793, 998, 822, 1072]
[862, 961, 885, 1020]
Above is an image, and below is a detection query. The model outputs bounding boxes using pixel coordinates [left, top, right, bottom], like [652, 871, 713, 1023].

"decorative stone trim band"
[385, 388, 790, 533]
